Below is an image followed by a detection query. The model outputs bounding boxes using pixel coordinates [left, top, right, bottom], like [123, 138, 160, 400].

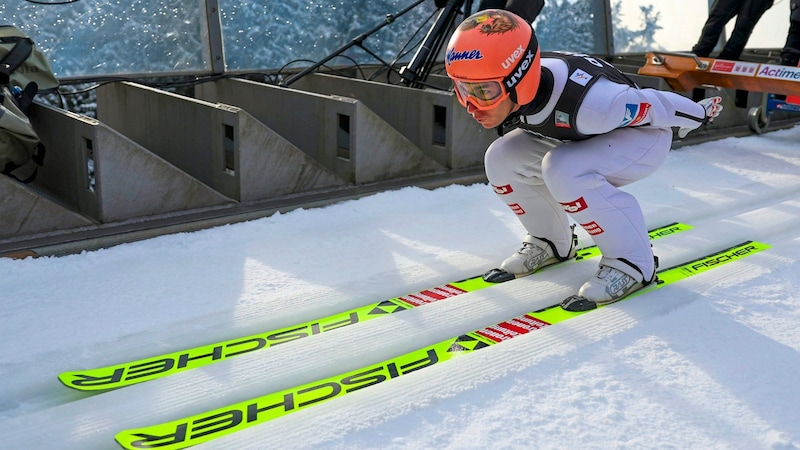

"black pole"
[399, 0, 468, 88]
[280, 0, 426, 87]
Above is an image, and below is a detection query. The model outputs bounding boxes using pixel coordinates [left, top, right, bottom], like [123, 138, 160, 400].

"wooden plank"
[638, 52, 800, 96]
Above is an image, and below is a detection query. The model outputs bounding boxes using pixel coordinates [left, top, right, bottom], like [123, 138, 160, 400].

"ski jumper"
[484, 52, 707, 279]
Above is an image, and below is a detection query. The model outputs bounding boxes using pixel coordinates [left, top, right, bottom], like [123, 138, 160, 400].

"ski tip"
[560, 295, 598, 312]
[56, 374, 77, 390]
[482, 268, 516, 283]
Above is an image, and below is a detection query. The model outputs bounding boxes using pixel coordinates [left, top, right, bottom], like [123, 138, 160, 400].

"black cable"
[23, 0, 81, 4]
[377, 7, 440, 84]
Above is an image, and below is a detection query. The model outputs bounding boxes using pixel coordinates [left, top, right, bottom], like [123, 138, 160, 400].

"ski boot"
[483, 228, 577, 283]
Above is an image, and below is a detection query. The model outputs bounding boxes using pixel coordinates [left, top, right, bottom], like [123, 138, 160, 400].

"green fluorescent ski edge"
[58, 223, 691, 392]
[114, 239, 768, 450]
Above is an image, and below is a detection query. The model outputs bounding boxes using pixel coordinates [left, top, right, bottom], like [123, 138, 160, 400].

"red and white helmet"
[445, 9, 541, 110]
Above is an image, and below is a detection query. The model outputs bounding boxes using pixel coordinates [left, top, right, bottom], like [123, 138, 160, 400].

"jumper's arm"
[637, 52, 800, 97]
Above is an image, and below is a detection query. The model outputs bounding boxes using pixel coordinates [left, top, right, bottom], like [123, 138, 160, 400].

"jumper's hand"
[678, 96, 723, 138]
[700, 96, 724, 123]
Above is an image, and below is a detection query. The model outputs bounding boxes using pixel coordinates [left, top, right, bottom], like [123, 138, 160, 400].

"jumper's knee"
[484, 132, 553, 187]
[542, 149, 603, 198]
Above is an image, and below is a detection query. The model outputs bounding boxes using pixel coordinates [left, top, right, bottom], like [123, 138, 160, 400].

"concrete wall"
[4, 78, 474, 246]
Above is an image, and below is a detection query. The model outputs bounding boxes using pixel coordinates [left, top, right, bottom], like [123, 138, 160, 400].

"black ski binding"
[482, 268, 516, 283]
[561, 295, 598, 312]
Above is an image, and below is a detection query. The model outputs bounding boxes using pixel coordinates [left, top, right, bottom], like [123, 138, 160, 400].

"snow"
[1, 125, 800, 449]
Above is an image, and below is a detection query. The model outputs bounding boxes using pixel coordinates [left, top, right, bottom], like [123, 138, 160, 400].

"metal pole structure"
[399, 0, 470, 88]
[594, 0, 615, 58]
[204, 0, 226, 75]
[280, 0, 426, 87]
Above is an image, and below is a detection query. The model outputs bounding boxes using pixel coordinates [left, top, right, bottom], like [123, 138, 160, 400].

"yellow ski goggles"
[451, 78, 508, 110]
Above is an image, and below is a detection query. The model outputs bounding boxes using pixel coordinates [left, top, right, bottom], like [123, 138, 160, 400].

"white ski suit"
[484, 52, 708, 280]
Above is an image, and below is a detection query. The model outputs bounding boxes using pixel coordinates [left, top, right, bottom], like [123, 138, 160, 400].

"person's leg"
[781, 0, 800, 66]
[692, 0, 741, 57]
[693, 0, 741, 101]
[483, 129, 575, 277]
[542, 126, 673, 284]
[718, 0, 774, 60]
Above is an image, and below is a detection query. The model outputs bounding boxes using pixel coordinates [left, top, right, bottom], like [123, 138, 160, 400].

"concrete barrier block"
[29, 102, 234, 223]
[195, 78, 447, 184]
[0, 176, 94, 240]
[98, 82, 347, 202]
[289, 73, 495, 170]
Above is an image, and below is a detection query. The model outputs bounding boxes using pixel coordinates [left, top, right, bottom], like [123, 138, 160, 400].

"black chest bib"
[516, 52, 637, 141]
